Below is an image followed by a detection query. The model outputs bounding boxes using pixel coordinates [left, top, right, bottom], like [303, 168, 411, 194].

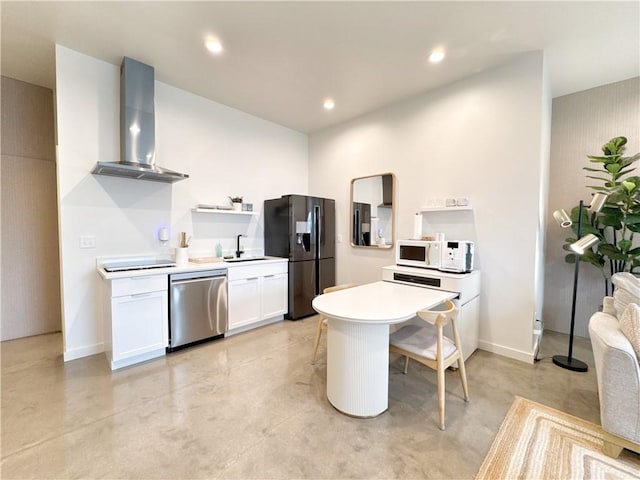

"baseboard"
[226, 315, 283, 337]
[478, 340, 535, 364]
[63, 342, 104, 362]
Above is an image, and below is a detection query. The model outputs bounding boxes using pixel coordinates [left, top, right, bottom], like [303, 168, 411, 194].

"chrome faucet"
[236, 234, 245, 258]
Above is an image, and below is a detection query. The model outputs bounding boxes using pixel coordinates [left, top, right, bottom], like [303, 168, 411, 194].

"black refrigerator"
[264, 195, 335, 320]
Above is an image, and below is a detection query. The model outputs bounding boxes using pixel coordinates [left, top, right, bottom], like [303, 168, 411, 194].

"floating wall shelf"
[192, 208, 258, 215]
[419, 206, 473, 212]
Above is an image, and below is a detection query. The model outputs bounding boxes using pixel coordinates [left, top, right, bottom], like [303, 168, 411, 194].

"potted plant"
[562, 136, 640, 293]
[229, 196, 243, 211]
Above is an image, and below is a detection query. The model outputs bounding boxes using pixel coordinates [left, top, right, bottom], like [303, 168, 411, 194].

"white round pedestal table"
[312, 281, 456, 418]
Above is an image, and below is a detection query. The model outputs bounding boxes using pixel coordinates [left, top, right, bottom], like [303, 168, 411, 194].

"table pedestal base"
[326, 319, 389, 417]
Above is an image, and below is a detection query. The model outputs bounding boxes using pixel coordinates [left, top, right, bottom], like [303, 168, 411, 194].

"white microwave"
[396, 239, 475, 273]
[396, 240, 442, 269]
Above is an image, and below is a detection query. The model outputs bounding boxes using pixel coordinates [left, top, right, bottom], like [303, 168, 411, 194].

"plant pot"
[233, 202, 242, 211]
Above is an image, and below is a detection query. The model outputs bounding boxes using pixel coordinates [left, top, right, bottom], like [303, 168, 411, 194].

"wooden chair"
[389, 299, 469, 430]
[311, 284, 357, 364]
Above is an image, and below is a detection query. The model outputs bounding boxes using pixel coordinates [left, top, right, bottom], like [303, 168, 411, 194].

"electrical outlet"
[337, 234, 343, 243]
[80, 235, 96, 249]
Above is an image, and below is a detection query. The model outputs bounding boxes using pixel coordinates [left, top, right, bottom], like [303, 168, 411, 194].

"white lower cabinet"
[261, 273, 288, 319]
[227, 262, 288, 333]
[104, 275, 168, 370]
[228, 276, 261, 329]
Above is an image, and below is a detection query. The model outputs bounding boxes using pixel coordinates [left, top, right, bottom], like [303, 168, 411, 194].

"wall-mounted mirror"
[350, 173, 395, 249]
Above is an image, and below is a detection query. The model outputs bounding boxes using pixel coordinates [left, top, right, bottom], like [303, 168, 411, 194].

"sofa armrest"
[589, 312, 640, 444]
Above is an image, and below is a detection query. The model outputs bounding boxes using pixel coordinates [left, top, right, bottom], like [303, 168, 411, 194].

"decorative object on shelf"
[229, 196, 243, 211]
[197, 203, 232, 211]
[242, 203, 253, 212]
[552, 195, 607, 372]
[423, 197, 471, 209]
[560, 136, 640, 295]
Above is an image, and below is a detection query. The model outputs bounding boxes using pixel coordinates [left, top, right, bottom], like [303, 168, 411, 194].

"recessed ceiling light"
[205, 37, 223, 54]
[323, 98, 335, 110]
[428, 50, 445, 63]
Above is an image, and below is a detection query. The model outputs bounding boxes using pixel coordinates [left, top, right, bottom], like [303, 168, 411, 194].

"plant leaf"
[606, 164, 622, 174]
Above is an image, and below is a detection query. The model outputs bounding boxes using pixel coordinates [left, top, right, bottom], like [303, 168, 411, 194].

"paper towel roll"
[413, 213, 422, 239]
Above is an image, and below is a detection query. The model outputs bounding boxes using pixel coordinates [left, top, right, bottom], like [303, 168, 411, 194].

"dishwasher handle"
[172, 277, 217, 286]
[170, 269, 227, 283]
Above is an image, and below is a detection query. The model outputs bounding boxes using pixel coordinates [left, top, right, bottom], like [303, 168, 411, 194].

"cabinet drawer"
[111, 290, 168, 361]
[111, 275, 167, 297]
[228, 262, 287, 281]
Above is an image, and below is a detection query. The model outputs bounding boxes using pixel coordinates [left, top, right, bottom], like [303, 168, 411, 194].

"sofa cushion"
[619, 302, 640, 360]
[612, 273, 640, 318]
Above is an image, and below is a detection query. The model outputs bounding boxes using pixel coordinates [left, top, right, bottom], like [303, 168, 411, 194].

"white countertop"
[97, 256, 288, 280]
[312, 280, 456, 324]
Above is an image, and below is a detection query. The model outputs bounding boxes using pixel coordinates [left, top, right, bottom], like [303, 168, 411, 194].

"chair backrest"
[417, 299, 457, 327]
[323, 283, 357, 294]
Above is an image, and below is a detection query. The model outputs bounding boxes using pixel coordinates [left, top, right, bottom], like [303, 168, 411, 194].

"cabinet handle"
[247, 277, 259, 281]
[130, 292, 152, 298]
[264, 274, 275, 278]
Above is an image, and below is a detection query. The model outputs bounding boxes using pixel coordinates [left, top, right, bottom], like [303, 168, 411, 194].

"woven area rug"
[476, 396, 640, 479]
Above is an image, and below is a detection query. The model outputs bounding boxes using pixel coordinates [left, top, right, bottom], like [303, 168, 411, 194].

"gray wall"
[544, 77, 640, 337]
[1, 76, 61, 340]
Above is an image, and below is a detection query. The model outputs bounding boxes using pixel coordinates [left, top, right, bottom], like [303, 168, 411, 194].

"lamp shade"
[588, 193, 608, 213]
[570, 233, 599, 255]
[553, 209, 572, 228]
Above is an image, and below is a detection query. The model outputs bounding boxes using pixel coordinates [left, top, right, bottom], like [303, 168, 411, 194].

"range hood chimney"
[378, 173, 393, 207]
[92, 57, 189, 183]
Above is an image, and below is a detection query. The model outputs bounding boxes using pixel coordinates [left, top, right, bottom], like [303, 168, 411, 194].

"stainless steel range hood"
[92, 57, 188, 183]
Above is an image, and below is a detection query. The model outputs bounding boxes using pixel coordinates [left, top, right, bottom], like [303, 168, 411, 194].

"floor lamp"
[552, 193, 607, 372]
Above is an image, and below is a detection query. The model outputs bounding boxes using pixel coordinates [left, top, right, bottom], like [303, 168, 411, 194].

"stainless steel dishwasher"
[168, 269, 228, 351]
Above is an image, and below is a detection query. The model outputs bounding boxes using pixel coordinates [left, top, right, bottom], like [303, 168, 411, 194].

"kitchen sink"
[224, 256, 267, 263]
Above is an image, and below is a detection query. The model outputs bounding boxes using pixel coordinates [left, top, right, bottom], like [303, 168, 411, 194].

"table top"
[312, 281, 457, 324]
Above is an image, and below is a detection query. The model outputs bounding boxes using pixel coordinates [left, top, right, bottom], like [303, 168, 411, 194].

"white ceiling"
[2, 1, 639, 133]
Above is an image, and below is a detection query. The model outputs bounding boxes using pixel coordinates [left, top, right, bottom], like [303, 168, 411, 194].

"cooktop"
[103, 258, 176, 272]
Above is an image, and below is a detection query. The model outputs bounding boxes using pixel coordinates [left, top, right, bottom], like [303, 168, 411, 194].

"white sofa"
[589, 306, 640, 457]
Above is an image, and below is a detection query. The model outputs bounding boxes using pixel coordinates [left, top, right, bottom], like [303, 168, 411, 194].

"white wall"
[55, 45, 308, 361]
[309, 52, 550, 363]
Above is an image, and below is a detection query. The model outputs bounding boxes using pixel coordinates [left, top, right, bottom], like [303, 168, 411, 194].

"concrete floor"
[1, 317, 603, 479]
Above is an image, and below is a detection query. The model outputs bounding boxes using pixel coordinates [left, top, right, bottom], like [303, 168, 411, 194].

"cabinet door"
[228, 277, 260, 329]
[261, 273, 288, 319]
[111, 290, 168, 362]
[459, 296, 480, 361]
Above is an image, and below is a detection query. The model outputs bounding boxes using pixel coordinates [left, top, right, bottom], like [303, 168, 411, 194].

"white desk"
[312, 281, 456, 417]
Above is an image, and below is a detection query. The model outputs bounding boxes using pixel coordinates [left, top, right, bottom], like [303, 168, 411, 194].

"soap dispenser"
[215, 242, 223, 258]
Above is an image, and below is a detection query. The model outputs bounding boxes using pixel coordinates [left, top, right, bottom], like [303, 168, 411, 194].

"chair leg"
[436, 324, 446, 430]
[311, 318, 324, 364]
[403, 356, 409, 374]
[451, 317, 469, 402]
[437, 360, 446, 430]
[457, 356, 470, 402]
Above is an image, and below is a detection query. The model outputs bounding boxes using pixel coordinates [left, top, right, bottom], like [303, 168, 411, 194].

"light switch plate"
[80, 235, 96, 249]
[337, 234, 343, 243]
